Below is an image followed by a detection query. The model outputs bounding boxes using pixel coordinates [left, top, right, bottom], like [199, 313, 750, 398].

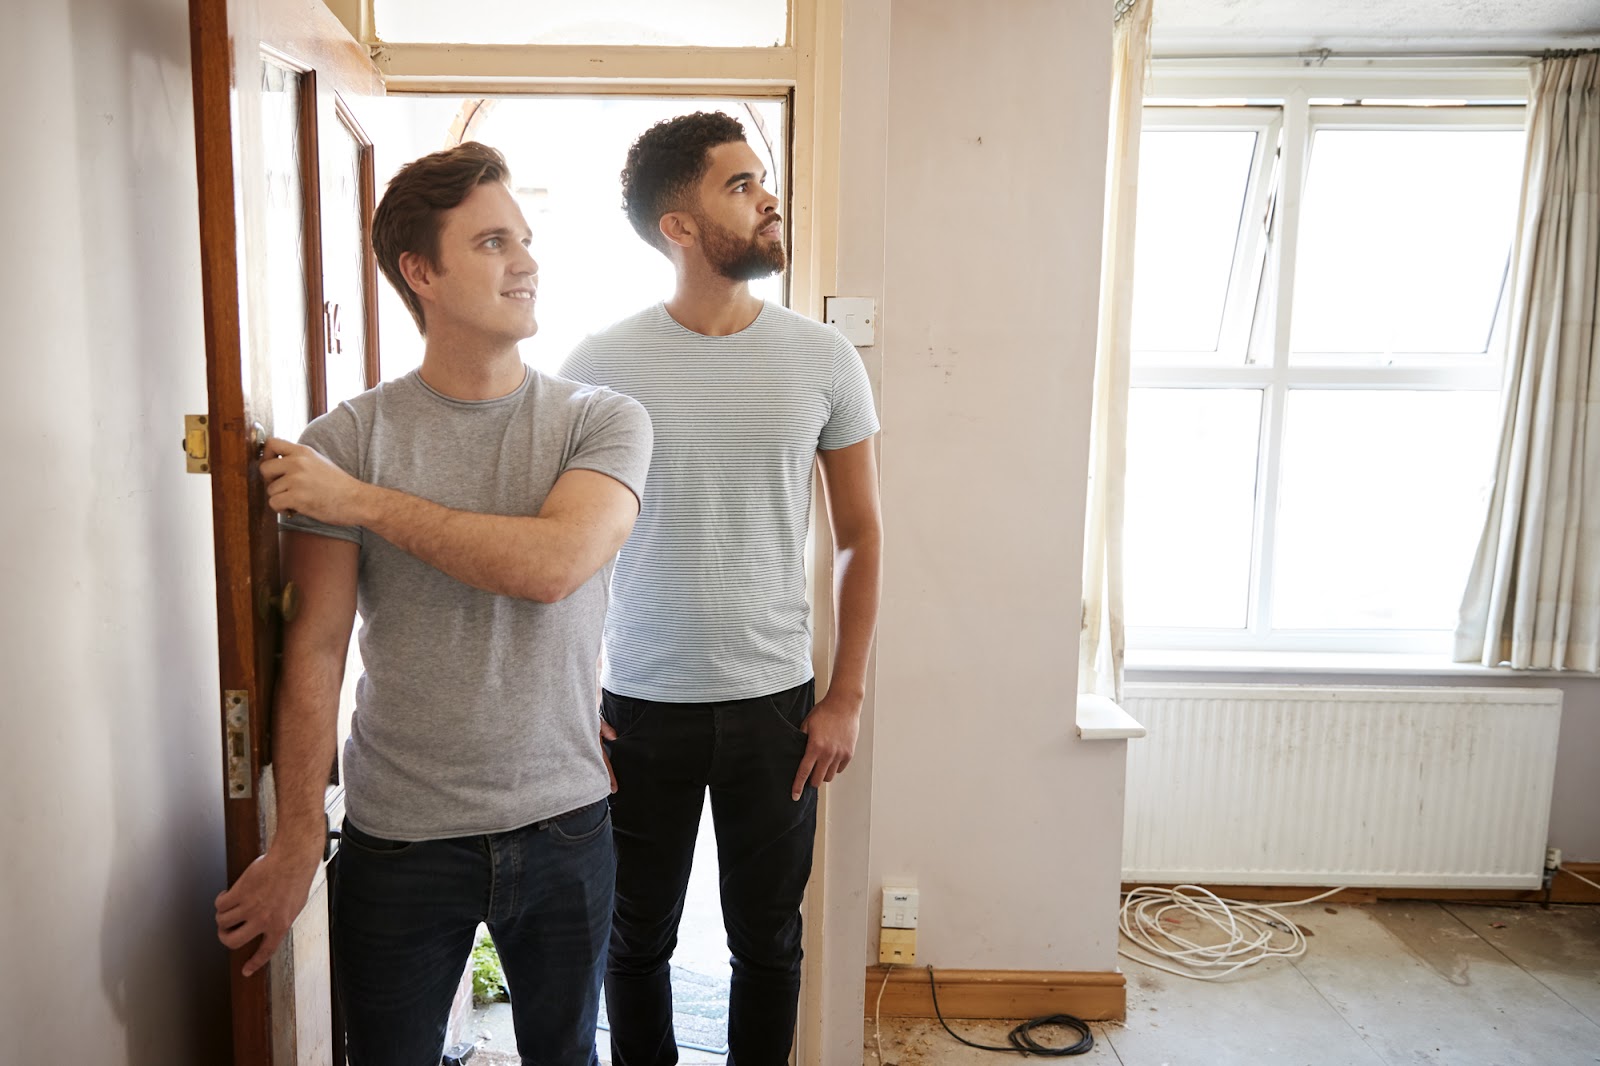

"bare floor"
[865, 902, 1600, 1066]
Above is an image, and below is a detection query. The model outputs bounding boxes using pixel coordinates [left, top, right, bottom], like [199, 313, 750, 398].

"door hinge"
[183, 414, 210, 474]
[224, 690, 253, 799]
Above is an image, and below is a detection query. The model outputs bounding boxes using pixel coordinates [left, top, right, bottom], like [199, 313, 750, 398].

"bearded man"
[561, 111, 882, 1066]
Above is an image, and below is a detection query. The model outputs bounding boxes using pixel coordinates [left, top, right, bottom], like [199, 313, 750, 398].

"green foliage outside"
[471, 936, 509, 1004]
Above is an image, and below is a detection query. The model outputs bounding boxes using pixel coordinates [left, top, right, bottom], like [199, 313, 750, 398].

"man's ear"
[659, 211, 697, 251]
[398, 250, 434, 299]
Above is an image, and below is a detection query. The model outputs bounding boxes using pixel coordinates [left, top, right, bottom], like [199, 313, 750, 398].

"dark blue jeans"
[331, 800, 614, 1066]
[601, 680, 818, 1066]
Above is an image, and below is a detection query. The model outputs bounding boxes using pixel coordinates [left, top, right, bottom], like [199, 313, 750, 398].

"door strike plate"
[224, 690, 253, 799]
[183, 414, 210, 473]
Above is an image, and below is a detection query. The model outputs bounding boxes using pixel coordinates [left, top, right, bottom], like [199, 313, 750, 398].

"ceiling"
[1151, 0, 1600, 55]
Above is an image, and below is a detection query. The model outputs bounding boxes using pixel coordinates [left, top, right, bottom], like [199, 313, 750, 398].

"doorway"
[368, 92, 792, 1062]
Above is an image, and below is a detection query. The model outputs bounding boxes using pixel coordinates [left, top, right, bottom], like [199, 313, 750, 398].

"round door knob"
[258, 581, 300, 623]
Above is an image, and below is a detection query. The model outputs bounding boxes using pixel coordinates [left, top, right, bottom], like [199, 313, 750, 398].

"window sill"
[1076, 693, 1147, 740]
[1125, 648, 1593, 679]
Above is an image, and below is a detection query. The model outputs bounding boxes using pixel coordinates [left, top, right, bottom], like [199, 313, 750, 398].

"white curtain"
[1080, 0, 1153, 701]
[1455, 51, 1600, 671]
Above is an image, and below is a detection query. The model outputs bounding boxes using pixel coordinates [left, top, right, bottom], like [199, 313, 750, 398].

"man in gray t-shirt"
[562, 112, 882, 1065]
[213, 143, 650, 1066]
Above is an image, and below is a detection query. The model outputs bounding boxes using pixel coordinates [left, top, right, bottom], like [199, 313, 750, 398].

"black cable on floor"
[925, 965, 1095, 1056]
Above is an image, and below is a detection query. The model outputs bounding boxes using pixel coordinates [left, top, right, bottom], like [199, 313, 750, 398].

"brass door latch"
[224, 690, 252, 799]
[183, 414, 210, 473]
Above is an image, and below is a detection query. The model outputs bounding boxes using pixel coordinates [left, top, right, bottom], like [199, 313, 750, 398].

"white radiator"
[1121, 684, 1563, 889]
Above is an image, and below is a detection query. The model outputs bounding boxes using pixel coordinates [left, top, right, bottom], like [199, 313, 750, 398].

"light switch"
[824, 296, 877, 347]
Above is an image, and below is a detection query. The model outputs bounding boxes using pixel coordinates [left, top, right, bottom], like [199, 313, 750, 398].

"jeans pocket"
[763, 680, 815, 738]
[601, 691, 654, 739]
[340, 819, 416, 855]
[547, 800, 611, 845]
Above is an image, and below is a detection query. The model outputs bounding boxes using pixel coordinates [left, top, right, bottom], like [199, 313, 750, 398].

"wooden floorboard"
[867, 901, 1600, 1065]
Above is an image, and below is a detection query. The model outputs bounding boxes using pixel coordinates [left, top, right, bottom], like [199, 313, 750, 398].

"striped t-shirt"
[561, 301, 879, 703]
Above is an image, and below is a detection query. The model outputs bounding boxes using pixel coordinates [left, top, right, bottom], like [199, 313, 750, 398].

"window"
[375, 0, 788, 47]
[1125, 92, 1525, 654]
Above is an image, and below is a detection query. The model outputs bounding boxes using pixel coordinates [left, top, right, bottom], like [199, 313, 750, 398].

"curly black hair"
[621, 111, 747, 254]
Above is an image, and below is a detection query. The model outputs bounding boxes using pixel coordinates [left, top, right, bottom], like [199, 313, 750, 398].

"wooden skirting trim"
[1119, 863, 1600, 906]
[864, 966, 1125, 1022]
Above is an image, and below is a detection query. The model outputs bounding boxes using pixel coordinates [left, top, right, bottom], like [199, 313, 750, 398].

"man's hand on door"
[261, 437, 373, 527]
[214, 842, 321, 977]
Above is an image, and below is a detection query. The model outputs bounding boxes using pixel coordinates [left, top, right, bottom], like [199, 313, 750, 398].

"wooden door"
[188, 0, 382, 1061]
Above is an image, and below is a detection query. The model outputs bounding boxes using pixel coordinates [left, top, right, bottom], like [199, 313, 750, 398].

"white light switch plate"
[824, 296, 876, 347]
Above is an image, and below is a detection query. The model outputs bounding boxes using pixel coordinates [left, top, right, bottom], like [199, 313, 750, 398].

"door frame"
[343, 2, 855, 1060]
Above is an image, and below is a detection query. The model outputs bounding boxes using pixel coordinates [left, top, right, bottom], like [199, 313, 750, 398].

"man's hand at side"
[790, 690, 863, 801]
[792, 436, 882, 802]
[601, 718, 619, 793]
[214, 837, 324, 977]
[213, 532, 357, 977]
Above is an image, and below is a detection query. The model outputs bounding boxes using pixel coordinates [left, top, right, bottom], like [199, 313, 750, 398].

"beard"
[696, 212, 787, 281]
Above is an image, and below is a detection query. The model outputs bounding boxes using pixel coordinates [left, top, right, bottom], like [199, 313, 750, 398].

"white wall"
[1541, 680, 1600, 858]
[864, 0, 1118, 969]
[0, 0, 230, 1062]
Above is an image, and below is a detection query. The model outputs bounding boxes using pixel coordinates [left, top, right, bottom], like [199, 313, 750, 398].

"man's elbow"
[526, 576, 580, 604]
[521, 520, 632, 603]
[837, 523, 884, 561]
[523, 558, 603, 604]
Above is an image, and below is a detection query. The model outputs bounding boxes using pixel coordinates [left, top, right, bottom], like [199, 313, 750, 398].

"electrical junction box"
[879, 927, 917, 965]
[879, 886, 919, 965]
[824, 296, 877, 347]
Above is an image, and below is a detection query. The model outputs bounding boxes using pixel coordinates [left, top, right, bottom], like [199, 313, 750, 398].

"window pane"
[1272, 390, 1499, 630]
[370, 97, 787, 377]
[376, 0, 787, 46]
[1131, 130, 1258, 358]
[259, 60, 311, 440]
[1125, 389, 1262, 629]
[1290, 128, 1524, 356]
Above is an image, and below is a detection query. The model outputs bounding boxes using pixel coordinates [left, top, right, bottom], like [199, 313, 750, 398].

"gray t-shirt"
[282, 368, 652, 841]
[561, 302, 879, 702]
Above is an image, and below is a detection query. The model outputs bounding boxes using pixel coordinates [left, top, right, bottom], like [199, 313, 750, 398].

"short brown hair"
[373, 141, 510, 334]
[621, 112, 746, 254]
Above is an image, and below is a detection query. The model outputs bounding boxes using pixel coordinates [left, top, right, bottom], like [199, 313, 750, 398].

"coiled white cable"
[1118, 884, 1346, 980]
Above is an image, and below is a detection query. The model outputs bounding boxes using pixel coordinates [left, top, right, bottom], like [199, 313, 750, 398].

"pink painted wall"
[816, 2, 1120, 1056]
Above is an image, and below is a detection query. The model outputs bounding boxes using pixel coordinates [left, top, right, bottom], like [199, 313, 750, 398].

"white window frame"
[1135, 106, 1281, 365]
[1129, 61, 1530, 657]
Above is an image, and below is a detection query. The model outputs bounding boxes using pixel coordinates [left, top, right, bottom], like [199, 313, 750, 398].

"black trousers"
[601, 679, 818, 1066]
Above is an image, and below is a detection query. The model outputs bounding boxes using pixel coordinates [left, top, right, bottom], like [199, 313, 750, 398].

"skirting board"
[1119, 863, 1600, 907]
[864, 967, 1125, 1022]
